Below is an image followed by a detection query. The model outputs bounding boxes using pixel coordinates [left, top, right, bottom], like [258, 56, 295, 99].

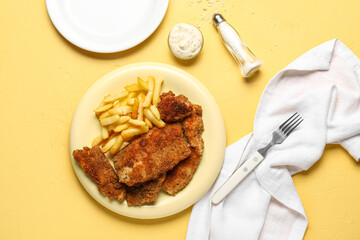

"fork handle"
[212, 151, 264, 205]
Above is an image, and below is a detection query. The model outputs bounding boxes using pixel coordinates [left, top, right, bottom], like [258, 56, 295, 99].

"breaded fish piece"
[126, 174, 166, 206]
[113, 124, 191, 186]
[163, 105, 205, 196]
[182, 104, 204, 155]
[163, 148, 202, 196]
[73, 146, 126, 201]
[158, 91, 193, 122]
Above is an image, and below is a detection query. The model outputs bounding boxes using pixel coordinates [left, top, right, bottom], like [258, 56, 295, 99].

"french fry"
[107, 116, 129, 131]
[103, 91, 128, 103]
[108, 106, 132, 116]
[138, 91, 146, 99]
[113, 101, 122, 108]
[107, 123, 116, 132]
[150, 105, 161, 120]
[144, 108, 165, 128]
[119, 99, 129, 106]
[137, 94, 145, 121]
[98, 111, 110, 121]
[100, 115, 120, 126]
[129, 119, 146, 127]
[92, 135, 103, 147]
[144, 117, 153, 128]
[101, 126, 109, 139]
[102, 135, 117, 153]
[128, 92, 137, 98]
[118, 116, 131, 124]
[125, 83, 142, 92]
[121, 126, 149, 140]
[127, 92, 138, 105]
[143, 77, 154, 107]
[114, 122, 131, 133]
[107, 116, 130, 132]
[127, 98, 135, 105]
[120, 141, 130, 150]
[109, 135, 124, 155]
[132, 97, 139, 119]
[94, 103, 113, 114]
[137, 77, 149, 91]
[152, 78, 164, 106]
[102, 131, 116, 146]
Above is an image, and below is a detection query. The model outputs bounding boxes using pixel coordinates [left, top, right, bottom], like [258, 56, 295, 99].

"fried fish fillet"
[72, 146, 126, 201]
[126, 174, 166, 206]
[157, 91, 193, 122]
[163, 105, 205, 196]
[162, 148, 202, 196]
[182, 104, 204, 155]
[113, 123, 191, 186]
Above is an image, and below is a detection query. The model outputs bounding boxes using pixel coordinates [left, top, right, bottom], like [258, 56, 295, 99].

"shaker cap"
[213, 14, 226, 26]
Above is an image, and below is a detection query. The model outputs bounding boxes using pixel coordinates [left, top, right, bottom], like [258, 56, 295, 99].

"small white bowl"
[168, 23, 204, 60]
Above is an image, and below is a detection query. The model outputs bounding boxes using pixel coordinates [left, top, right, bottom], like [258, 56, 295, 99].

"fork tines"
[279, 112, 303, 136]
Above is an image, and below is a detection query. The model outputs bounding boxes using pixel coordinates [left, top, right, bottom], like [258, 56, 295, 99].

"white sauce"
[168, 23, 203, 60]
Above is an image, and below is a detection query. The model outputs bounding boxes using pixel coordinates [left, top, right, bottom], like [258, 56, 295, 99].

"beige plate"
[69, 62, 226, 219]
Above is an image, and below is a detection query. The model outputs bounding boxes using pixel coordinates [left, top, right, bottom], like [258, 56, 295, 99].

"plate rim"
[46, 0, 169, 53]
[69, 62, 226, 219]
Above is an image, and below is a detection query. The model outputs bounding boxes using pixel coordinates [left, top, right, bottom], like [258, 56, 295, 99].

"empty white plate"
[46, 0, 169, 53]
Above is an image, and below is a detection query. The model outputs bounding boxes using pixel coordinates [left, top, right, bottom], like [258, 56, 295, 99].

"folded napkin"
[186, 39, 360, 240]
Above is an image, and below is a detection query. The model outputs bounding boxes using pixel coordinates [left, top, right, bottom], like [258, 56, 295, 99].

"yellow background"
[1, 0, 360, 239]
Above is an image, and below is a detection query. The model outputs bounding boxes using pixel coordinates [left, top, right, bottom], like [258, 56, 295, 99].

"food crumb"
[186, 0, 233, 28]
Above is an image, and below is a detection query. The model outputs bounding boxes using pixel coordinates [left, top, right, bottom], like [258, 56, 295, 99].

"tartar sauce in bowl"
[168, 23, 203, 60]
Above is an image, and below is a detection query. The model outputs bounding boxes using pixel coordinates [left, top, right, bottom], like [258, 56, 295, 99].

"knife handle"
[212, 151, 264, 205]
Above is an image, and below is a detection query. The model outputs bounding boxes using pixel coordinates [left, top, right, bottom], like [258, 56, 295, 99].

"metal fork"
[258, 112, 303, 157]
[212, 112, 303, 205]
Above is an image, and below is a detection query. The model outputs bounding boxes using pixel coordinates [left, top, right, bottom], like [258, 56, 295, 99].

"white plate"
[46, 0, 169, 53]
[69, 63, 226, 219]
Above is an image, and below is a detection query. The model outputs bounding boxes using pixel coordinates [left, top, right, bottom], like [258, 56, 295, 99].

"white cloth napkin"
[186, 39, 360, 240]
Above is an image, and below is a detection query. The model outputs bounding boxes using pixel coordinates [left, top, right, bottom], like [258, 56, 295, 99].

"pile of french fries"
[92, 76, 165, 155]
